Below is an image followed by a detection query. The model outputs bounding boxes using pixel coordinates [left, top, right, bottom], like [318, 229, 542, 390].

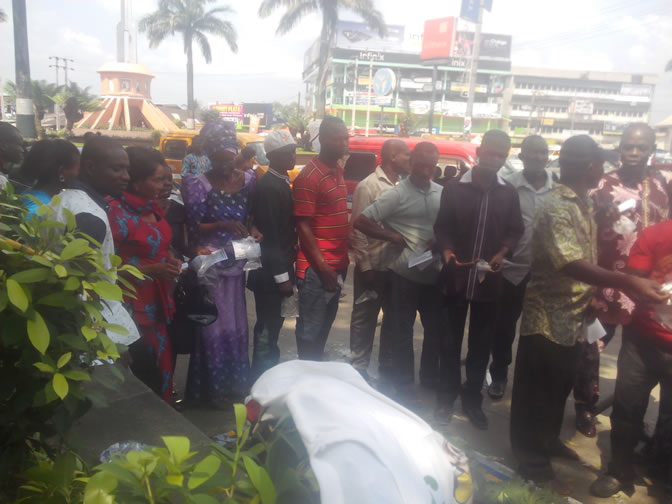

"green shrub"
[150, 130, 162, 147]
[0, 185, 140, 493]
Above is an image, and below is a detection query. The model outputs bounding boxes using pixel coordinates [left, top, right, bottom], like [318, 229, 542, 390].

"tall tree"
[139, 0, 238, 126]
[259, 0, 386, 116]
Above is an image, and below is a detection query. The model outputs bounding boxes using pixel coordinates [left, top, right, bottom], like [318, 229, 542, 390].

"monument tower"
[77, 0, 177, 132]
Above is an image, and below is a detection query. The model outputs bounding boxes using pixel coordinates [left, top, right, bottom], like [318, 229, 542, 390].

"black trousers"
[439, 298, 497, 408]
[510, 334, 580, 471]
[573, 322, 617, 414]
[490, 275, 529, 383]
[129, 338, 161, 397]
[379, 271, 443, 386]
[250, 289, 285, 383]
[609, 327, 672, 482]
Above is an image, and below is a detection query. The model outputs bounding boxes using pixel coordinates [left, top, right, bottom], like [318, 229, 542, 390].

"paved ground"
[174, 264, 666, 504]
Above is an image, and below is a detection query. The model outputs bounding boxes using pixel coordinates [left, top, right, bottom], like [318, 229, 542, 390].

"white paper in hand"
[408, 249, 433, 269]
[584, 318, 606, 344]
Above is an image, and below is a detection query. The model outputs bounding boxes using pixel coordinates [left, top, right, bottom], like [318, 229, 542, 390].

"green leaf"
[234, 403, 247, 439]
[6, 278, 28, 312]
[92, 282, 123, 301]
[64, 277, 81, 291]
[54, 264, 68, 278]
[165, 473, 184, 487]
[61, 238, 89, 261]
[63, 369, 92, 381]
[57, 352, 72, 369]
[101, 323, 128, 336]
[243, 455, 277, 504]
[190, 495, 219, 504]
[81, 326, 97, 342]
[119, 264, 145, 280]
[9, 267, 51, 283]
[33, 362, 55, 373]
[30, 254, 54, 267]
[188, 455, 221, 490]
[36, 203, 54, 216]
[0, 289, 8, 311]
[162, 436, 192, 465]
[52, 373, 69, 400]
[83, 302, 103, 322]
[27, 311, 50, 355]
[84, 471, 117, 504]
[38, 292, 77, 308]
[109, 254, 122, 268]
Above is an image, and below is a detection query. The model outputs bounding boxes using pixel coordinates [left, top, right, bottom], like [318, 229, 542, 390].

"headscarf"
[200, 120, 238, 158]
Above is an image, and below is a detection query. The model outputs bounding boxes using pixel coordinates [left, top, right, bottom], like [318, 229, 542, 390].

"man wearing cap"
[247, 130, 297, 381]
[509, 135, 667, 483]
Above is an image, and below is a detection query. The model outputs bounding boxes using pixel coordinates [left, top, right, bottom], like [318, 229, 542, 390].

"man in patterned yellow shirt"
[509, 135, 668, 482]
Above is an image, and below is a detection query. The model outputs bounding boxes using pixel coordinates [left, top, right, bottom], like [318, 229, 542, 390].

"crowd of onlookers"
[1, 116, 671, 497]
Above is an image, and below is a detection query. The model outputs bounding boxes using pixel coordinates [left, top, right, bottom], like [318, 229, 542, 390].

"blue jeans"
[296, 267, 347, 360]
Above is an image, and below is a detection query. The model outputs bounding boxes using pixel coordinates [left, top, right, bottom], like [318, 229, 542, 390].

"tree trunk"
[315, 20, 331, 118]
[12, 0, 36, 138]
[32, 103, 45, 140]
[186, 35, 195, 127]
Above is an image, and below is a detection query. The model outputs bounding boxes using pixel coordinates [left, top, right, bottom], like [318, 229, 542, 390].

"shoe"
[590, 474, 624, 498]
[434, 402, 454, 424]
[463, 404, 488, 430]
[487, 380, 507, 400]
[548, 439, 580, 461]
[576, 410, 597, 438]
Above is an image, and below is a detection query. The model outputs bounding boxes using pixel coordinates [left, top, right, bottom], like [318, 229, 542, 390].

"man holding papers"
[354, 142, 443, 393]
[434, 130, 524, 430]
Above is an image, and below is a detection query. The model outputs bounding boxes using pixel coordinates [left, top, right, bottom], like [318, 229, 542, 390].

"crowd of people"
[1, 116, 671, 497]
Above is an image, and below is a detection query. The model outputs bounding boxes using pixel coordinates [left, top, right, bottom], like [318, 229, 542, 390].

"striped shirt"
[293, 157, 349, 279]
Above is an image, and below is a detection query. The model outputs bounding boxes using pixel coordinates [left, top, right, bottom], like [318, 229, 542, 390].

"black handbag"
[169, 268, 218, 354]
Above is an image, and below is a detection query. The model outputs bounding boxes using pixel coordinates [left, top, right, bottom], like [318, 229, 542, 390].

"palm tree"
[5, 80, 61, 139]
[259, 0, 386, 115]
[139, 0, 238, 125]
[50, 83, 102, 133]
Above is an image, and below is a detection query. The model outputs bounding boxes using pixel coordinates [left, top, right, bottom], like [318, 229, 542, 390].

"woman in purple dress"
[181, 121, 261, 405]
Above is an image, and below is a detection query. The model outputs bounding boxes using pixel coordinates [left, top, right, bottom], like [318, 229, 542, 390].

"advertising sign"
[210, 103, 244, 124]
[335, 21, 421, 54]
[620, 84, 653, 97]
[453, 32, 512, 59]
[248, 115, 260, 134]
[460, 0, 480, 22]
[421, 17, 456, 61]
[571, 100, 594, 115]
[450, 82, 488, 94]
[373, 68, 397, 96]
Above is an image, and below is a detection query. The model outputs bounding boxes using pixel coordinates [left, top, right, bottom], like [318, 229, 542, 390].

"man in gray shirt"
[354, 142, 443, 392]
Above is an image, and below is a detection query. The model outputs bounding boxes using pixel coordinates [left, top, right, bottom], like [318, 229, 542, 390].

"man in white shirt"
[349, 139, 410, 380]
[488, 135, 552, 399]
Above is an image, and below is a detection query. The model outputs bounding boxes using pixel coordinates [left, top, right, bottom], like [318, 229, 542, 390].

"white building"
[504, 67, 657, 145]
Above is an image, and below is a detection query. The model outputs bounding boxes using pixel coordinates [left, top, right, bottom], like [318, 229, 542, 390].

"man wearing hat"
[509, 135, 667, 482]
[247, 130, 297, 381]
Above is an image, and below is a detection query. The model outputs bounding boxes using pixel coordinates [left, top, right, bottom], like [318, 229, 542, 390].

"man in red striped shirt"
[293, 116, 350, 360]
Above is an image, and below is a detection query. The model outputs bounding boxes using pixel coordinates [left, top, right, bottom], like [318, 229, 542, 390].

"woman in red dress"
[108, 147, 182, 402]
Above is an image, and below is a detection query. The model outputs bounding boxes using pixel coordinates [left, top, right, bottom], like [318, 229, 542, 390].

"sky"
[1, 0, 671, 123]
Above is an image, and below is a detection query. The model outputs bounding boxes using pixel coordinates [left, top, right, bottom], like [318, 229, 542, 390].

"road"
[175, 263, 666, 504]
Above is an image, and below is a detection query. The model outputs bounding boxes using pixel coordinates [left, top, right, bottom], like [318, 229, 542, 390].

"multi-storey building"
[504, 67, 657, 145]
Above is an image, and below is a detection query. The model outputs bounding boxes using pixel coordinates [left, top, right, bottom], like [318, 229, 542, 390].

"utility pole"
[365, 58, 373, 137]
[351, 58, 359, 134]
[464, 0, 483, 140]
[526, 92, 537, 135]
[12, 0, 36, 138]
[49, 56, 61, 130]
[428, 65, 438, 134]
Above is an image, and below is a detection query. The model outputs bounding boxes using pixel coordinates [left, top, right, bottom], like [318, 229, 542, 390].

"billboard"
[334, 20, 422, 54]
[209, 103, 244, 124]
[421, 17, 456, 61]
[571, 100, 594, 115]
[620, 84, 652, 98]
[453, 32, 512, 59]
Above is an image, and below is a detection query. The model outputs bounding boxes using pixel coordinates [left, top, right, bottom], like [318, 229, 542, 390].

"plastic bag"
[281, 288, 299, 318]
[355, 289, 378, 305]
[613, 215, 636, 235]
[100, 441, 149, 463]
[190, 248, 229, 278]
[653, 282, 672, 330]
[232, 237, 262, 271]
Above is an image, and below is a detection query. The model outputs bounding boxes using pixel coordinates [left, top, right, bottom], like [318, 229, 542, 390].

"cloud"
[62, 27, 104, 55]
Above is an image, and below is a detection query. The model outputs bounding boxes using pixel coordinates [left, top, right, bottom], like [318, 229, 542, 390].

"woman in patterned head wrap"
[181, 120, 262, 405]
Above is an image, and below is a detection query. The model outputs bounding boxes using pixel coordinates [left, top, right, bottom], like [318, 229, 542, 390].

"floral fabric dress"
[108, 192, 176, 402]
[181, 171, 255, 402]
